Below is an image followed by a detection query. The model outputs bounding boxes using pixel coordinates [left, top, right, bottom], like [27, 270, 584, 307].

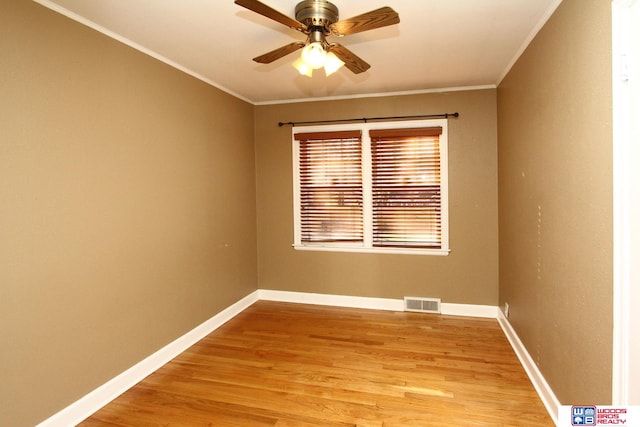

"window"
[293, 119, 449, 255]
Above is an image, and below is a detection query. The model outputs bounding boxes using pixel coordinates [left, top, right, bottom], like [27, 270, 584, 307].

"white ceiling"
[35, 0, 561, 105]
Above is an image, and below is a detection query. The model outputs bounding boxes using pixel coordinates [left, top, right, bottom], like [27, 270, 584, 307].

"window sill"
[293, 244, 451, 256]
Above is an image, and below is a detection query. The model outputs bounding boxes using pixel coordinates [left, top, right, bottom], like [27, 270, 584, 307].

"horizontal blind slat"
[369, 127, 442, 140]
[295, 130, 362, 141]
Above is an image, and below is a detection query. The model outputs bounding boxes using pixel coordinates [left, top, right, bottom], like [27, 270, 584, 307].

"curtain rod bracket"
[278, 112, 459, 127]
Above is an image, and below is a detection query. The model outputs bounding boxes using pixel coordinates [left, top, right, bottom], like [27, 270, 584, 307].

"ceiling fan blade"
[329, 6, 399, 36]
[234, 0, 307, 33]
[328, 43, 370, 74]
[253, 41, 306, 64]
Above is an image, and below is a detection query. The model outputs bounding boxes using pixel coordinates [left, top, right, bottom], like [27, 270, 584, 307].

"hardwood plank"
[79, 301, 553, 426]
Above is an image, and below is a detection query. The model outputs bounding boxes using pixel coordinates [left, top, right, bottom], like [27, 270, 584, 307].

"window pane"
[371, 134, 442, 248]
[298, 135, 363, 243]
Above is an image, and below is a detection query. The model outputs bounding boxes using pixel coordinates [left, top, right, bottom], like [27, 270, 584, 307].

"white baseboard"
[258, 289, 498, 318]
[497, 309, 561, 425]
[37, 289, 554, 427]
[441, 302, 498, 318]
[36, 291, 259, 427]
[257, 289, 405, 311]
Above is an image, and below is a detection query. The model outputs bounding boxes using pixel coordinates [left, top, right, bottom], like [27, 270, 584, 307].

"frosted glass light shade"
[324, 51, 344, 76]
[292, 57, 314, 77]
[301, 43, 326, 69]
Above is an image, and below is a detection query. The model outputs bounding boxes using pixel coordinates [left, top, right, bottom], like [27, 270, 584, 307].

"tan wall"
[0, 2, 257, 425]
[255, 90, 499, 304]
[497, 0, 612, 404]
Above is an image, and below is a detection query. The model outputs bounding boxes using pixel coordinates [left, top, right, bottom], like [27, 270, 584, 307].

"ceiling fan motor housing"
[295, 0, 339, 32]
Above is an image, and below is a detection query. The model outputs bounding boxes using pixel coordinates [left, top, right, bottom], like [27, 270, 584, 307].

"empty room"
[2, 0, 638, 426]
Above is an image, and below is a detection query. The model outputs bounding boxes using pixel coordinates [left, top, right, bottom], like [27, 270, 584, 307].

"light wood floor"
[79, 301, 554, 426]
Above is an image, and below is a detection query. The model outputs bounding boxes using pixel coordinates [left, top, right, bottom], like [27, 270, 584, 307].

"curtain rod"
[278, 112, 459, 127]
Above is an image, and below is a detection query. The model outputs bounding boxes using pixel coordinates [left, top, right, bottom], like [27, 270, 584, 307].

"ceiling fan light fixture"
[300, 42, 326, 69]
[323, 51, 344, 76]
[294, 41, 344, 77]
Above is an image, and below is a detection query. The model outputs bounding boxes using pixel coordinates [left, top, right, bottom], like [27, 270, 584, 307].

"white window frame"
[292, 119, 450, 256]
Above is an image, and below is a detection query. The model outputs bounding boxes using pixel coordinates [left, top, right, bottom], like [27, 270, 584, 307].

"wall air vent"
[404, 297, 441, 314]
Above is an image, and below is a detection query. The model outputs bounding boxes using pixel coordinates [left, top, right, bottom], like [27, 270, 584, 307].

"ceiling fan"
[234, 0, 400, 76]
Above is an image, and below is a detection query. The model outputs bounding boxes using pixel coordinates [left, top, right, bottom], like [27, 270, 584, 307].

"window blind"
[369, 127, 443, 248]
[295, 130, 363, 243]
